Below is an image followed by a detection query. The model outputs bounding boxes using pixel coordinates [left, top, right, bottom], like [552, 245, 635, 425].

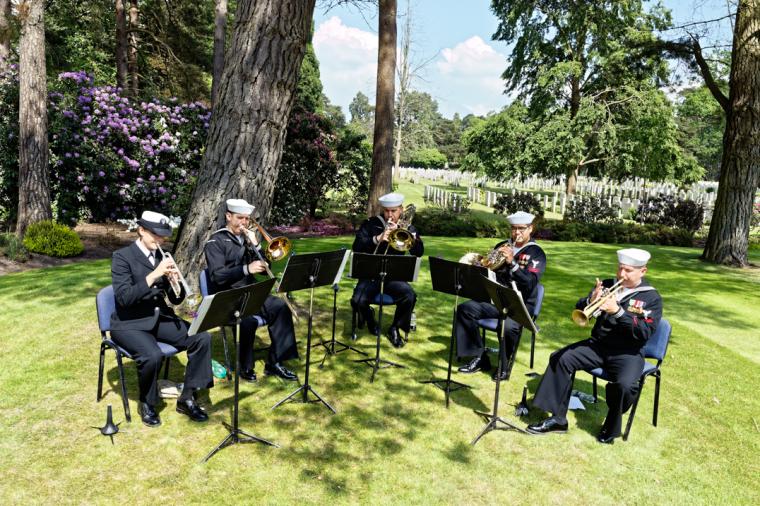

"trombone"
[373, 204, 417, 255]
[571, 279, 624, 327]
[156, 244, 193, 298]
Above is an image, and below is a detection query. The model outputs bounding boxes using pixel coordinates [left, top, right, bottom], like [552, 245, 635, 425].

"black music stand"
[311, 250, 367, 367]
[350, 252, 421, 383]
[421, 257, 490, 407]
[270, 250, 348, 414]
[471, 276, 538, 445]
[193, 278, 279, 462]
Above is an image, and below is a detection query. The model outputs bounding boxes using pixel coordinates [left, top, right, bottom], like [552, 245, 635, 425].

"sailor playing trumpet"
[456, 211, 546, 380]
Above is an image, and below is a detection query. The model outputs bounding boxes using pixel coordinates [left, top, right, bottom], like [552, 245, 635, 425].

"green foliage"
[635, 195, 705, 232]
[461, 103, 530, 177]
[21, 220, 84, 257]
[332, 124, 373, 217]
[407, 147, 447, 168]
[564, 197, 619, 224]
[0, 61, 19, 227]
[414, 207, 511, 238]
[492, 192, 544, 220]
[0, 232, 29, 262]
[348, 91, 374, 139]
[433, 113, 467, 168]
[676, 86, 725, 180]
[397, 91, 440, 162]
[270, 108, 338, 225]
[536, 220, 695, 247]
[294, 40, 324, 112]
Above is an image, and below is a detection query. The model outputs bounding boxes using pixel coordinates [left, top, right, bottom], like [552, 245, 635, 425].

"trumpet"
[156, 244, 193, 298]
[373, 204, 417, 254]
[571, 279, 624, 327]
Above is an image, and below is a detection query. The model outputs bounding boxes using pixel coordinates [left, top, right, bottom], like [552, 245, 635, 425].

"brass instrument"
[458, 241, 512, 271]
[373, 204, 417, 254]
[156, 244, 193, 298]
[243, 227, 299, 322]
[571, 279, 625, 327]
[249, 217, 292, 262]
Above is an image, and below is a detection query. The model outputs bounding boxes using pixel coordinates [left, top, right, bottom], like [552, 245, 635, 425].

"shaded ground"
[0, 223, 134, 276]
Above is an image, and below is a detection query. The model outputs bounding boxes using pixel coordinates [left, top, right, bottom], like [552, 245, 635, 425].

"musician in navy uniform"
[351, 192, 424, 348]
[110, 211, 213, 427]
[456, 211, 546, 381]
[204, 199, 299, 382]
[527, 248, 663, 444]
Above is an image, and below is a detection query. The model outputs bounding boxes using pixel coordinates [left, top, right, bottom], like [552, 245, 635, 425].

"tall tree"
[700, 1, 760, 266]
[349, 90, 374, 137]
[174, 0, 316, 280]
[0, 0, 11, 69]
[491, 0, 669, 194]
[115, 0, 129, 90]
[393, 0, 411, 177]
[367, 0, 396, 215]
[211, 0, 227, 107]
[127, 0, 138, 96]
[16, 0, 51, 236]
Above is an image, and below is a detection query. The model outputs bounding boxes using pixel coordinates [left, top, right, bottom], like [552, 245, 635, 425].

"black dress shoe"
[388, 326, 403, 348]
[596, 429, 617, 444]
[491, 368, 508, 382]
[526, 417, 568, 435]
[138, 402, 161, 428]
[458, 354, 491, 374]
[176, 398, 209, 422]
[265, 362, 298, 381]
[239, 368, 257, 382]
[177, 399, 208, 422]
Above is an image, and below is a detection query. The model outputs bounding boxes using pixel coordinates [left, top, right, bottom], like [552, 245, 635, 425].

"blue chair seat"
[588, 361, 657, 381]
[476, 318, 499, 331]
[351, 291, 408, 342]
[108, 340, 179, 361]
[372, 293, 395, 305]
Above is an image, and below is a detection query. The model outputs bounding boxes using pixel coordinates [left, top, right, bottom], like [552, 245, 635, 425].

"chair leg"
[653, 371, 661, 427]
[623, 376, 647, 441]
[97, 343, 107, 401]
[530, 331, 536, 369]
[163, 357, 171, 379]
[592, 376, 598, 402]
[114, 351, 131, 423]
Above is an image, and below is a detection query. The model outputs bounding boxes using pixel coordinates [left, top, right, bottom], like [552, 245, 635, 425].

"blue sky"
[312, 0, 734, 119]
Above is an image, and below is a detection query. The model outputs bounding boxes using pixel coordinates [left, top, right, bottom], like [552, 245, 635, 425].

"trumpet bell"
[571, 309, 591, 327]
[458, 252, 485, 266]
[265, 236, 292, 261]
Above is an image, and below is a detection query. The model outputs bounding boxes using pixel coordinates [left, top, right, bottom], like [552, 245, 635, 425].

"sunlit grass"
[0, 237, 758, 504]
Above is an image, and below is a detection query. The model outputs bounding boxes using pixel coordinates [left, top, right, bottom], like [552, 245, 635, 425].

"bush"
[407, 148, 447, 169]
[22, 220, 84, 257]
[492, 192, 544, 220]
[414, 208, 511, 238]
[635, 195, 704, 232]
[751, 203, 760, 229]
[535, 220, 695, 247]
[564, 197, 619, 224]
[0, 232, 29, 262]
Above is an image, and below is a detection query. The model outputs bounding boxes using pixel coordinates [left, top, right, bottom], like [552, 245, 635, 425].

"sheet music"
[187, 293, 215, 336]
[333, 249, 351, 287]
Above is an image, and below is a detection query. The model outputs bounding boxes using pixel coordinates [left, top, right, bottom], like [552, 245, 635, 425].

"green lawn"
[1, 238, 758, 504]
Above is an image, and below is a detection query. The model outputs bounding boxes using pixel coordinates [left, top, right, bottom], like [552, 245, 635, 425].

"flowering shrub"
[0, 67, 209, 227]
[564, 197, 619, 224]
[751, 203, 760, 229]
[635, 195, 704, 232]
[48, 71, 210, 224]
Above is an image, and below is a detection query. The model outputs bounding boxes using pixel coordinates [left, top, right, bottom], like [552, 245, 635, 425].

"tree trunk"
[367, 0, 397, 216]
[565, 73, 582, 195]
[701, 0, 760, 267]
[16, 0, 51, 237]
[393, 1, 411, 180]
[0, 0, 11, 69]
[174, 0, 316, 283]
[115, 0, 128, 91]
[127, 0, 138, 97]
[211, 0, 228, 108]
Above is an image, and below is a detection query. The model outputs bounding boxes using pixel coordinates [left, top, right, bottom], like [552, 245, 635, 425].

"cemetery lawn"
[1, 237, 758, 504]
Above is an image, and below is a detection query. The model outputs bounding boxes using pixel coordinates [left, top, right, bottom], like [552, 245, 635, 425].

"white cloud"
[313, 17, 378, 114]
[437, 36, 506, 78]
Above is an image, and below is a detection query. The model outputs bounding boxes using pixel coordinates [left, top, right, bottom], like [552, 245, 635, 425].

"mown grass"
[0, 237, 758, 504]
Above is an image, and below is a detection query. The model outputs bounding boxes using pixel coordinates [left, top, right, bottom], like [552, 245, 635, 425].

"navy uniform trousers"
[351, 279, 416, 332]
[238, 294, 298, 371]
[532, 339, 644, 437]
[111, 316, 213, 406]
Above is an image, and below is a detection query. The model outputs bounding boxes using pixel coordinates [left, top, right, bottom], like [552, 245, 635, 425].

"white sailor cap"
[617, 248, 651, 267]
[226, 198, 255, 215]
[378, 192, 404, 208]
[137, 210, 172, 237]
[507, 211, 534, 225]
